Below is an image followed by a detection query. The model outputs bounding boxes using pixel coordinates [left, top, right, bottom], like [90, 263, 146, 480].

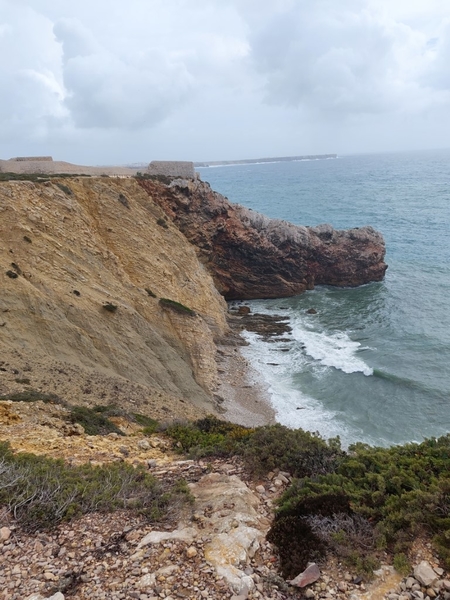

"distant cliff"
[139, 177, 387, 300]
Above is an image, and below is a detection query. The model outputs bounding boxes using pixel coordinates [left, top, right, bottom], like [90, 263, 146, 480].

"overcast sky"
[1, 0, 450, 164]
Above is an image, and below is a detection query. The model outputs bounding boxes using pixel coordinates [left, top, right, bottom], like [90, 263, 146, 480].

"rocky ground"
[1, 399, 448, 600]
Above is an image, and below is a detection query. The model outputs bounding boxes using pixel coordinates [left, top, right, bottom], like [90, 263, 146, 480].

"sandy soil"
[215, 339, 276, 428]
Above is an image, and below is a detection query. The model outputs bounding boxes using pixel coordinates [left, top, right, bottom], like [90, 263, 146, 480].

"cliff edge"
[0, 177, 228, 420]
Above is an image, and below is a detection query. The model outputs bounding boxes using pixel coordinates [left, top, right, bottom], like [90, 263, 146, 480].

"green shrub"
[118, 193, 130, 209]
[102, 302, 118, 312]
[133, 413, 160, 435]
[68, 406, 124, 436]
[242, 424, 343, 478]
[145, 288, 157, 298]
[157, 217, 169, 229]
[55, 182, 72, 195]
[0, 390, 64, 404]
[393, 553, 410, 575]
[268, 434, 450, 576]
[0, 441, 190, 532]
[164, 417, 253, 459]
[159, 298, 195, 316]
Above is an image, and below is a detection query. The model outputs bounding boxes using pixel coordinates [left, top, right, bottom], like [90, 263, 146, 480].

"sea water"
[197, 150, 450, 447]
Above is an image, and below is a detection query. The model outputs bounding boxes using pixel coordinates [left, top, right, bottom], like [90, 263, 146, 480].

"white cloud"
[0, 1, 66, 143]
[54, 18, 193, 129]
[1, 0, 450, 162]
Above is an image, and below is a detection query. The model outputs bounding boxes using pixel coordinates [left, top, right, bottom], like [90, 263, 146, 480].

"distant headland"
[194, 154, 337, 167]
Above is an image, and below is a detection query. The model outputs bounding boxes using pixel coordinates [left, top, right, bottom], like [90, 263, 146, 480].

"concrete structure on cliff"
[146, 161, 196, 179]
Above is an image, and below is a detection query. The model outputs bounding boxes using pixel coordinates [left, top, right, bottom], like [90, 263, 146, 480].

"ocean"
[197, 149, 450, 448]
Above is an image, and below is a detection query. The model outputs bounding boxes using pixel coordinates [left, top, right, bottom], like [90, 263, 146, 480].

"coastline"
[215, 314, 277, 428]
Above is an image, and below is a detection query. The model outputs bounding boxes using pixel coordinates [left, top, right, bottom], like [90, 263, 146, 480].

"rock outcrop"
[138, 178, 387, 300]
[0, 177, 228, 420]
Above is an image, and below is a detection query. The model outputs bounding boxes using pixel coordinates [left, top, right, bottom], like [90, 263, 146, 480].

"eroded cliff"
[139, 177, 387, 300]
[0, 177, 228, 420]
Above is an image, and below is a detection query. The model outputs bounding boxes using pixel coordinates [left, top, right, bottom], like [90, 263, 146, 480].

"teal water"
[197, 150, 450, 446]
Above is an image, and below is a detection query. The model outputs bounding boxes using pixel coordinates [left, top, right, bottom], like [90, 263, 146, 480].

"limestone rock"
[186, 545, 198, 558]
[137, 573, 157, 589]
[414, 562, 438, 587]
[0, 526, 11, 542]
[137, 527, 197, 548]
[289, 562, 321, 587]
[139, 178, 387, 300]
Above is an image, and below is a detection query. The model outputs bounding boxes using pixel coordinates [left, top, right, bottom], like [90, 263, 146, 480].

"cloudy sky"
[1, 0, 450, 164]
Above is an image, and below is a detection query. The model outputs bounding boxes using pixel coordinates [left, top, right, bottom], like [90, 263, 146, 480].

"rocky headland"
[137, 177, 387, 300]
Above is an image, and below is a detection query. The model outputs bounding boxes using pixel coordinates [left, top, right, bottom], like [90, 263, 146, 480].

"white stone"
[414, 562, 438, 587]
[0, 527, 11, 542]
[138, 527, 197, 548]
[138, 439, 150, 450]
[216, 565, 254, 596]
[137, 573, 156, 589]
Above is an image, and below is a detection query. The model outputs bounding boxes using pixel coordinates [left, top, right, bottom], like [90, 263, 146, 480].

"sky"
[1, 0, 450, 165]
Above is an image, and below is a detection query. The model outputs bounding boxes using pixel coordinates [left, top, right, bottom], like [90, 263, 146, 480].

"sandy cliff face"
[0, 177, 228, 420]
[139, 178, 387, 300]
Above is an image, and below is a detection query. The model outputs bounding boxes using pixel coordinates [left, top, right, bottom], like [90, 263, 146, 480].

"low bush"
[157, 217, 169, 229]
[133, 413, 160, 435]
[68, 406, 125, 436]
[55, 182, 73, 195]
[0, 390, 64, 404]
[269, 434, 450, 577]
[159, 298, 195, 316]
[102, 302, 118, 312]
[0, 441, 191, 532]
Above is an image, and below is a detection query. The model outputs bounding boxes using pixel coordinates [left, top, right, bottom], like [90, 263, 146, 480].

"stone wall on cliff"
[138, 178, 387, 300]
[0, 177, 228, 420]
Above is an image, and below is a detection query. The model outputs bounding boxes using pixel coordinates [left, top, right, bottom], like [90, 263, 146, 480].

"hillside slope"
[0, 177, 228, 420]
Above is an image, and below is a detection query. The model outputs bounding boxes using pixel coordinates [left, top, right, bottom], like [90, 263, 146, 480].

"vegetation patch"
[55, 182, 73, 195]
[5, 270, 18, 279]
[159, 298, 196, 317]
[0, 390, 64, 404]
[23, 235, 32, 243]
[68, 405, 125, 436]
[135, 172, 174, 185]
[145, 288, 157, 298]
[164, 419, 450, 577]
[269, 435, 450, 577]
[102, 302, 118, 313]
[157, 217, 169, 229]
[0, 173, 90, 182]
[118, 193, 130, 209]
[133, 413, 160, 435]
[0, 441, 191, 532]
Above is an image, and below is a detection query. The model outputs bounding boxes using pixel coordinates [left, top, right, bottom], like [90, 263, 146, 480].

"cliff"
[0, 177, 228, 420]
[138, 177, 387, 300]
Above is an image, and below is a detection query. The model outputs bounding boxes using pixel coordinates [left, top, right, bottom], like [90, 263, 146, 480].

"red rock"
[138, 178, 387, 300]
[288, 562, 321, 587]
